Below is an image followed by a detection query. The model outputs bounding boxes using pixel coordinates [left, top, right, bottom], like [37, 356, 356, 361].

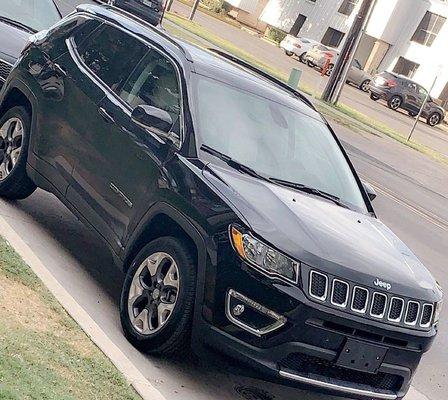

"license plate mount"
[336, 338, 387, 374]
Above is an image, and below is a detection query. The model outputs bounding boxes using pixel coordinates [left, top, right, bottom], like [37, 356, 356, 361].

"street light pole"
[322, 0, 377, 104]
[407, 73, 439, 142]
[189, 0, 200, 20]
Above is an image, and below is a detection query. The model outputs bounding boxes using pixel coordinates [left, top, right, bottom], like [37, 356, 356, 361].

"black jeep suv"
[0, 4, 442, 400]
[369, 71, 446, 126]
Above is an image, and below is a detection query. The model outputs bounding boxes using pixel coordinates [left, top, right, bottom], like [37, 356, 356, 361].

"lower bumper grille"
[279, 353, 403, 392]
[0, 60, 12, 81]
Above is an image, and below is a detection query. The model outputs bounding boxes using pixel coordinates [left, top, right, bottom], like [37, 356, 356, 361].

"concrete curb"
[0, 214, 166, 400]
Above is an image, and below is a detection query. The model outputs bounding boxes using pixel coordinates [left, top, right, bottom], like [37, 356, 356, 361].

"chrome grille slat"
[0, 59, 13, 81]
[331, 279, 349, 308]
[404, 301, 420, 326]
[351, 286, 369, 314]
[307, 269, 434, 329]
[309, 271, 328, 301]
[370, 292, 387, 318]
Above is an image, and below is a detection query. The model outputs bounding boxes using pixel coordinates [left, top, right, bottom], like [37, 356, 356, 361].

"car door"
[66, 25, 183, 249]
[348, 59, 363, 84]
[405, 83, 422, 114]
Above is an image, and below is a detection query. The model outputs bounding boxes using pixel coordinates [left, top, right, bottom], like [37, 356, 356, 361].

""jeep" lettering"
[374, 278, 392, 291]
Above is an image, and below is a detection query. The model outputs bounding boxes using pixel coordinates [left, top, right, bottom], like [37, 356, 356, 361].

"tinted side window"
[78, 25, 148, 92]
[72, 18, 102, 48]
[119, 50, 182, 136]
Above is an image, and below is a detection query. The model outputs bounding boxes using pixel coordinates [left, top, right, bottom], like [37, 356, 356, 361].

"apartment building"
[225, 0, 448, 102]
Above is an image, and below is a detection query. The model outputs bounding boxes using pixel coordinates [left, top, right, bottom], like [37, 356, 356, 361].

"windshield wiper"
[269, 177, 350, 209]
[200, 144, 268, 181]
[0, 16, 36, 33]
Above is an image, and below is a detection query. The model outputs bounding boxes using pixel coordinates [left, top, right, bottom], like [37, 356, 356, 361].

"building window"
[393, 57, 420, 78]
[338, 0, 358, 16]
[411, 11, 446, 47]
[321, 28, 345, 47]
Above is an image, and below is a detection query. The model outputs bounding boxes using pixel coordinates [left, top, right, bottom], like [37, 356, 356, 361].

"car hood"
[0, 21, 30, 63]
[203, 163, 440, 301]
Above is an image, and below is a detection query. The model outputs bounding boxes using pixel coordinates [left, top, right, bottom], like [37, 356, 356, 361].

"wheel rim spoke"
[0, 117, 23, 181]
[127, 251, 180, 336]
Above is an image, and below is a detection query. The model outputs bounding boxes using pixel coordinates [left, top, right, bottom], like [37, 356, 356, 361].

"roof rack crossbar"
[208, 48, 316, 110]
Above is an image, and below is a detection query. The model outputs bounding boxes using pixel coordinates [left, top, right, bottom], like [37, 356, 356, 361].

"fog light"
[226, 289, 286, 337]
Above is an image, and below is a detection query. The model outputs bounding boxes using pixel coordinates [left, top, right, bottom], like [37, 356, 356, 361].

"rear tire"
[0, 106, 36, 200]
[388, 95, 402, 110]
[284, 50, 293, 56]
[370, 93, 379, 101]
[427, 112, 442, 126]
[120, 237, 197, 356]
[299, 52, 307, 63]
[325, 64, 334, 76]
[359, 79, 370, 92]
[408, 111, 418, 117]
[307, 60, 315, 68]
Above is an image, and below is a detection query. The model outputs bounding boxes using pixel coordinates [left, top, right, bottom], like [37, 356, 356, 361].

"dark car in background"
[105, 0, 165, 26]
[369, 72, 446, 126]
[0, 0, 61, 89]
[0, 4, 443, 400]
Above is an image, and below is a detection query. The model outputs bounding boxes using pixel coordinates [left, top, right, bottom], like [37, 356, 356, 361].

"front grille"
[0, 60, 12, 81]
[331, 280, 349, 307]
[351, 287, 368, 313]
[388, 298, 404, 322]
[420, 304, 434, 327]
[370, 293, 387, 318]
[309, 271, 327, 300]
[279, 353, 403, 392]
[405, 301, 420, 325]
[307, 270, 434, 330]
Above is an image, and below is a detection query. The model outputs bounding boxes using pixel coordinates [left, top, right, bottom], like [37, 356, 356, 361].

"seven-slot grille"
[308, 270, 434, 329]
[0, 60, 12, 81]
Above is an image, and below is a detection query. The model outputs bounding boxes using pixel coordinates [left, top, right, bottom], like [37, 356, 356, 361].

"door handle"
[98, 107, 115, 124]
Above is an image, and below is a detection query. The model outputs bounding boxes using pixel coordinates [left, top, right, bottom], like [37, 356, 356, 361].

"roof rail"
[76, 3, 192, 61]
[208, 49, 316, 110]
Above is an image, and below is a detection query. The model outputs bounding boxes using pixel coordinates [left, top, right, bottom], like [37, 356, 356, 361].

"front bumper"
[195, 247, 437, 400]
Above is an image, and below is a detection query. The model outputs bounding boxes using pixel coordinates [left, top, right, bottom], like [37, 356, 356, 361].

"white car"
[280, 35, 319, 63]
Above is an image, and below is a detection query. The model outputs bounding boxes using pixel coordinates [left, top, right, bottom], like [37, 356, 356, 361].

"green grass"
[0, 238, 141, 400]
[164, 13, 447, 164]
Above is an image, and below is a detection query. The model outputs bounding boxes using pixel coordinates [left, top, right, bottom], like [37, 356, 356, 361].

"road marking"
[362, 175, 448, 233]
[0, 214, 167, 400]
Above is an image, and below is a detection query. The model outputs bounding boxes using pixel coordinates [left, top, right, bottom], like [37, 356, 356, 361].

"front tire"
[299, 52, 307, 63]
[0, 106, 36, 199]
[370, 93, 379, 101]
[120, 237, 196, 355]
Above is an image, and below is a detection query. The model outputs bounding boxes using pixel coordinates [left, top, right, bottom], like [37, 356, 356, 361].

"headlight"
[434, 300, 443, 324]
[230, 225, 299, 283]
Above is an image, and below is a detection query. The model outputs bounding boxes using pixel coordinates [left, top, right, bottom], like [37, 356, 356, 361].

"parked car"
[306, 45, 372, 91]
[108, 0, 165, 26]
[0, 4, 442, 400]
[346, 58, 373, 92]
[280, 35, 318, 63]
[0, 0, 61, 90]
[369, 72, 446, 126]
[304, 43, 338, 71]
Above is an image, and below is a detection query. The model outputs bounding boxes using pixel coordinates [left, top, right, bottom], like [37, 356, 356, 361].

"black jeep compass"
[0, 4, 443, 400]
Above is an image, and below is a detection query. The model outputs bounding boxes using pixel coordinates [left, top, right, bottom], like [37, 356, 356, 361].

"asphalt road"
[5, 1, 446, 399]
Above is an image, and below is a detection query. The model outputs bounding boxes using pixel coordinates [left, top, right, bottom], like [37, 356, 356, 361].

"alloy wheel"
[128, 252, 180, 335]
[390, 97, 401, 110]
[429, 113, 440, 126]
[0, 117, 23, 181]
[361, 80, 370, 92]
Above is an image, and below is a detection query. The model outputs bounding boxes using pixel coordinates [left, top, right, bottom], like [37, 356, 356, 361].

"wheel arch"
[121, 202, 210, 275]
[0, 86, 33, 120]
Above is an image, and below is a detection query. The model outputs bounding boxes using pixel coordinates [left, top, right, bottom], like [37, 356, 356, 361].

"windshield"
[0, 0, 60, 32]
[194, 75, 367, 212]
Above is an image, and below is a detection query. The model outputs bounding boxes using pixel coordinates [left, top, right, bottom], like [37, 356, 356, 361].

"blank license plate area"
[336, 338, 387, 373]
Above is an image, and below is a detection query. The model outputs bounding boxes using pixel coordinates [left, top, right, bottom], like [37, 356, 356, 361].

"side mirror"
[131, 105, 173, 134]
[362, 181, 377, 202]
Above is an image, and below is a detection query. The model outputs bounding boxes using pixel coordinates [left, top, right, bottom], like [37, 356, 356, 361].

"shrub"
[265, 26, 287, 43]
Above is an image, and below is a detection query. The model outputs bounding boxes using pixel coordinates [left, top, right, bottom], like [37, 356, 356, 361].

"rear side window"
[77, 24, 148, 92]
